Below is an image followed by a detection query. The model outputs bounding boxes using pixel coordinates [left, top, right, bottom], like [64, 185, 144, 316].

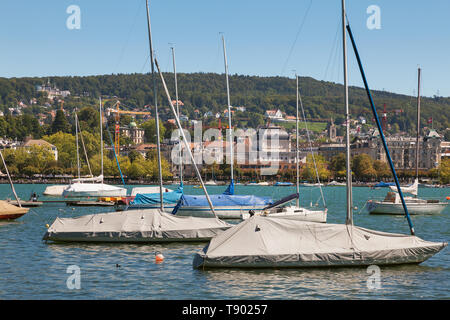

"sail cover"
[43, 209, 231, 243]
[172, 194, 272, 214]
[374, 181, 395, 187]
[131, 187, 183, 205]
[193, 215, 447, 268]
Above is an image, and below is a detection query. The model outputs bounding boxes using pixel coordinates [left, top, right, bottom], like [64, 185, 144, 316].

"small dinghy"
[43, 209, 231, 243]
[193, 216, 447, 269]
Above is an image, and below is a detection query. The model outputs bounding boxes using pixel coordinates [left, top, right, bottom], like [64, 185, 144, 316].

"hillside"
[0, 73, 449, 135]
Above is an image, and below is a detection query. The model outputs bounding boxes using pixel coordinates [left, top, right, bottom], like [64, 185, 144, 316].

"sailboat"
[172, 35, 273, 219]
[43, 110, 86, 196]
[192, 0, 446, 268]
[62, 98, 127, 198]
[43, 0, 231, 243]
[0, 149, 29, 220]
[367, 68, 448, 215]
[241, 74, 327, 223]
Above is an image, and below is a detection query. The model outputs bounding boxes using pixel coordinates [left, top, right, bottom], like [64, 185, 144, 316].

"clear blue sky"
[1, 0, 450, 97]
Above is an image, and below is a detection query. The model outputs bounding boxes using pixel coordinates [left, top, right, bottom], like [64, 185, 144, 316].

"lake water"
[0, 183, 448, 299]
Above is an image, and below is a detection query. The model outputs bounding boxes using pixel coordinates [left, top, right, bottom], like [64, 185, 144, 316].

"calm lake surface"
[0, 183, 448, 299]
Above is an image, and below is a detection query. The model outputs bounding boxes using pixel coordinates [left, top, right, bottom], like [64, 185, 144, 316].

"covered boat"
[43, 185, 69, 196]
[122, 187, 183, 212]
[0, 200, 29, 220]
[193, 216, 447, 268]
[43, 209, 231, 243]
[173, 193, 273, 219]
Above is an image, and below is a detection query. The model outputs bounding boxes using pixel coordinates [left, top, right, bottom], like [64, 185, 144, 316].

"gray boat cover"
[43, 209, 231, 243]
[193, 216, 447, 268]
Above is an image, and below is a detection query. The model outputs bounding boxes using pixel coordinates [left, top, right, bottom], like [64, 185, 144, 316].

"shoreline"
[0, 178, 447, 188]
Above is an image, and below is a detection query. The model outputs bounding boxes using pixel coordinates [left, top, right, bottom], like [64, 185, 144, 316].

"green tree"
[142, 119, 166, 143]
[329, 153, 346, 179]
[439, 158, 450, 184]
[301, 154, 330, 181]
[352, 154, 377, 181]
[51, 110, 71, 134]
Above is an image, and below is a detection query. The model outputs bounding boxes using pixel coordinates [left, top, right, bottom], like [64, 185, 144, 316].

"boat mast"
[295, 74, 300, 207]
[415, 67, 421, 181]
[171, 46, 183, 186]
[75, 110, 81, 180]
[99, 97, 104, 182]
[146, 0, 164, 210]
[222, 35, 234, 185]
[342, 0, 353, 225]
[0, 149, 21, 208]
[155, 58, 218, 218]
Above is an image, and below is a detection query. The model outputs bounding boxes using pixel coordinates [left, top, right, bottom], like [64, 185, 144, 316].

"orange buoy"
[155, 252, 164, 264]
[446, 196, 450, 200]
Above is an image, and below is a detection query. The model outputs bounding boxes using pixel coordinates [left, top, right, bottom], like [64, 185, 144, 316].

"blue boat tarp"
[223, 180, 235, 195]
[131, 188, 183, 205]
[374, 182, 395, 187]
[274, 182, 294, 186]
[178, 194, 272, 207]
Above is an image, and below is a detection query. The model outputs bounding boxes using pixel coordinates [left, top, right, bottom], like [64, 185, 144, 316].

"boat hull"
[0, 212, 28, 220]
[176, 205, 268, 219]
[368, 201, 448, 215]
[194, 243, 446, 269]
[116, 204, 177, 213]
[62, 188, 127, 198]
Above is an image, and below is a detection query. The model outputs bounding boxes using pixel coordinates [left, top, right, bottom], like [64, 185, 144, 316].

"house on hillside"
[265, 109, 284, 122]
[22, 139, 58, 161]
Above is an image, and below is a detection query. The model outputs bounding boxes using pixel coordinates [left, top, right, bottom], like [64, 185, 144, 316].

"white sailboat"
[241, 74, 327, 223]
[43, 111, 84, 196]
[62, 98, 127, 198]
[192, 0, 447, 268]
[367, 68, 448, 215]
[43, 0, 231, 243]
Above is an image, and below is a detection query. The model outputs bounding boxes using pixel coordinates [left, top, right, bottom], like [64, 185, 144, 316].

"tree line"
[1, 73, 449, 138]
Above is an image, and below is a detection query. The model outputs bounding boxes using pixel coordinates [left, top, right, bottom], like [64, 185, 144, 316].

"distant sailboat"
[193, 0, 446, 268]
[62, 98, 127, 198]
[43, 110, 83, 196]
[367, 68, 448, 215]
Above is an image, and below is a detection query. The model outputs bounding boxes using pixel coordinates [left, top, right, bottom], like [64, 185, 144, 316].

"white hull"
[175, 205, 267, 219]
[62, 183, 127, 198]
[242, 206, 327, 223]
[118, 204, 176, 213]
[368, 201, 447, 215]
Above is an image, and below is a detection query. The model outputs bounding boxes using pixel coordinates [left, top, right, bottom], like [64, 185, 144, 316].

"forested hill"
[1, 73, 449, 134]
